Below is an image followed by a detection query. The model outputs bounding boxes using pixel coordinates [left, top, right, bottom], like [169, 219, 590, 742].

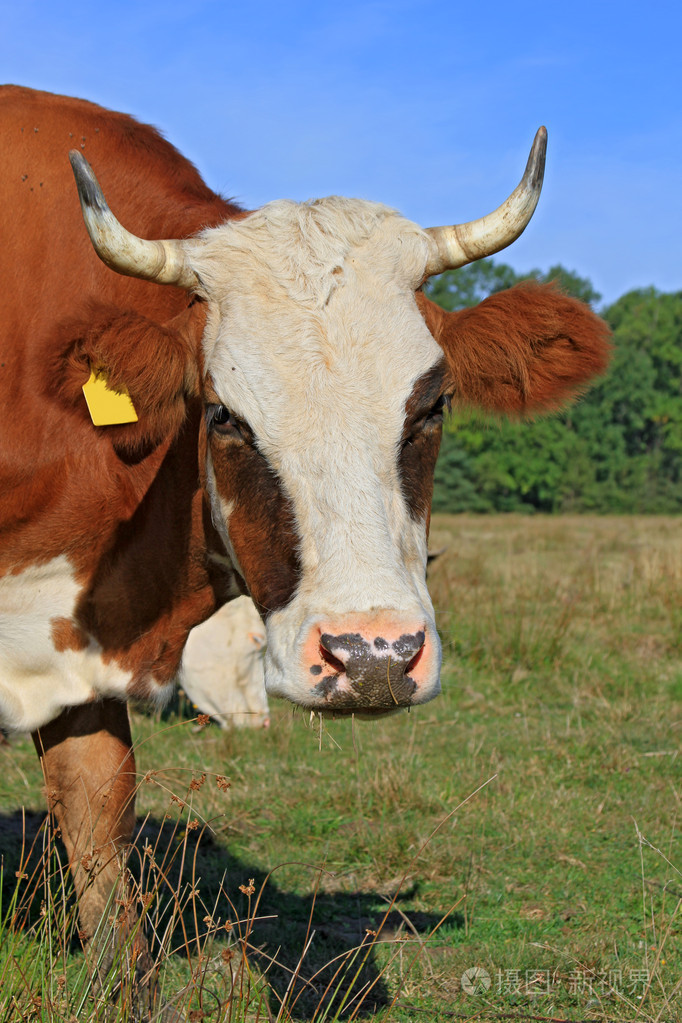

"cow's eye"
[402, 394, 450, 450]
[207, 404, 244, 439]
[425, 394, 450, 426]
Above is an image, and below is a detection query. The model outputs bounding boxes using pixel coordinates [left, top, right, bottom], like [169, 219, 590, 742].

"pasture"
[1, 514, 680, 1021]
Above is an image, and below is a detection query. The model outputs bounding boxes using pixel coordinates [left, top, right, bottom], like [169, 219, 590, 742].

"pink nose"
[302, 617, 432, 711]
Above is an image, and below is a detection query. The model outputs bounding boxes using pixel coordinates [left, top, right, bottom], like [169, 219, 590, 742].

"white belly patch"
[0, 556, 133, 733]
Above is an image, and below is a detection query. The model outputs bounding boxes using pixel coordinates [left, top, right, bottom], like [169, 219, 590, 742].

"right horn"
[69, 151, 199, 290]
[424, 126, 547, 277]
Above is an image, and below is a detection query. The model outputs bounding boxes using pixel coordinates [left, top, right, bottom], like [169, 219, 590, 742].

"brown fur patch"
[48, 300, 205, 455]
[1, 87, 248, 978]
[71, 403, 225, 695]
[399, 361, 447, 528]
[417, 283, 611, 415]
[0, 85, 237, 606]
[209, 434, 302, 618]
[51, 617, 88, 652]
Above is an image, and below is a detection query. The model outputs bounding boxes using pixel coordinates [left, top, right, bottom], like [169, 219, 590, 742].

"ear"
[51, 300, 206, 452]
[417, 282, 611, 415]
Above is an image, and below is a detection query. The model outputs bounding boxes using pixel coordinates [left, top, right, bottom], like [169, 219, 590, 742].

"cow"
[181, 595, 269, 728]
[0, 85, 610, 1012]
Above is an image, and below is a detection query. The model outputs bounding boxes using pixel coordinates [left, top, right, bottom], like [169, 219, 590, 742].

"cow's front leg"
[32, 698, 154, 1007]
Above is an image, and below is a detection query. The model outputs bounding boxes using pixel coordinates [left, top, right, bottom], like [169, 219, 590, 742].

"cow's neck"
[72, 400, 237, 696]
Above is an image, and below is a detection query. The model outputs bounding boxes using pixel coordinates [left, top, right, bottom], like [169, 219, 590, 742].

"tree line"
[428, 261, 682, 514]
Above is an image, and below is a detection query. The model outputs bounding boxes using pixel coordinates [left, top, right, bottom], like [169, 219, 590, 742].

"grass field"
[1, 514, 681, 1021]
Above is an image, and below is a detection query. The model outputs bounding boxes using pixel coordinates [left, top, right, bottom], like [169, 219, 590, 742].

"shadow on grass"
[0, 809, 462, 1019]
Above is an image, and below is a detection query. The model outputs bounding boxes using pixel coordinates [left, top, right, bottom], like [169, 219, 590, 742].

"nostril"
[319, 643, 346, 674]
[405, 645, 424, 676]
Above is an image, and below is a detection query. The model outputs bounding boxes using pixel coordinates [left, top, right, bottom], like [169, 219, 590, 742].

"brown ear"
[417, 282, 611, 415]
[51, 300, 206, 452]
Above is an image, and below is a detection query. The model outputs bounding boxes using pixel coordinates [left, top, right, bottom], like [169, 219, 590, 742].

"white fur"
[0, 557, 140, 733]
[181, 596, 268, 728]
[187, 199, 443, 704]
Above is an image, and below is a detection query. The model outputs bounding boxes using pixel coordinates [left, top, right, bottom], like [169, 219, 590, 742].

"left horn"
[69, 151, 199, 290]
[424, 126, 547, 277]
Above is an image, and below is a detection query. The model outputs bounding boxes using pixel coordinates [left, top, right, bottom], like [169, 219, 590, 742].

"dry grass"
[429, 513, 682, 670]
[1, 514, 682, 1021]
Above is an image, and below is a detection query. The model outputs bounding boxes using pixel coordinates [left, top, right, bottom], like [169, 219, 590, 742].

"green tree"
[529, 264, 601, 308]
[429, 258, 607, 514]
[577, 287, 682, 512]
[425, 259, 521, 311]
[429, 260, 682, 515]
[425, 258, 600, 312]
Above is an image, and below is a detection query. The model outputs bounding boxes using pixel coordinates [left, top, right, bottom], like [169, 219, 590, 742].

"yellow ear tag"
[82, 368, 138, 426]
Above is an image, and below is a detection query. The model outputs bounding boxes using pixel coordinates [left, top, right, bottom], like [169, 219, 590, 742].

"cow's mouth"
[277, 669, 418, 718]
[312, 666, 418, 707]
[284, 699, 407, 721]
[321, 706, 406, 720]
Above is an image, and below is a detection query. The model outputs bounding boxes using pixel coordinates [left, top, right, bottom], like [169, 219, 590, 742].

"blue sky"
[3, 0, 680, 306]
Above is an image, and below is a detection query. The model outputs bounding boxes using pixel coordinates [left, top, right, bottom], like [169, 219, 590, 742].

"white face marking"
[205, 462, 242, 573]
[0, 557, 169, 733]
[188, 199, 443, 706]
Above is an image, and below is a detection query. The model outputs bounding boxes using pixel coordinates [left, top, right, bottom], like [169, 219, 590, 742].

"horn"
[424, 126, 547, 276]
[69, 151, 198, 290]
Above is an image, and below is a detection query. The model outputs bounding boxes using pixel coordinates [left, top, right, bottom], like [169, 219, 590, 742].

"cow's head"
[69, 129, 609, 716]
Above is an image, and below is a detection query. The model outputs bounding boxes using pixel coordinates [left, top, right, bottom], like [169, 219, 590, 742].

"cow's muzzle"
[295, 614, 440, 715]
